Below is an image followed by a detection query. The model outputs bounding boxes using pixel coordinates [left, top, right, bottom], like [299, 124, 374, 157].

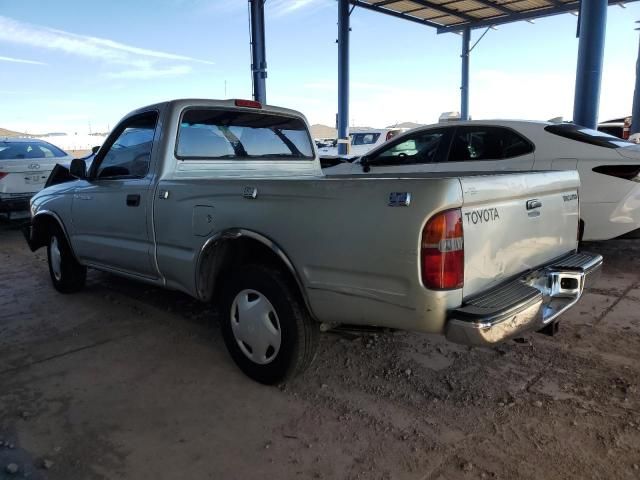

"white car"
[0, 138, 73, 216]
[317, 128, 405, 158]
[325, 120, 640, 241]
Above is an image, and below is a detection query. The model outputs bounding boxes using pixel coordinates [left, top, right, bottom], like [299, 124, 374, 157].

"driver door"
[70, 111, 159, 278]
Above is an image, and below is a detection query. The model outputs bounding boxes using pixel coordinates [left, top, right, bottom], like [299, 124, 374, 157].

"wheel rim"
[230, 289, 282, 365]
[50, 236, 62, 281]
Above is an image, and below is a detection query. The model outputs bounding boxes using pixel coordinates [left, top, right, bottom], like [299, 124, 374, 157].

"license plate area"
[24, 174, 45, 185]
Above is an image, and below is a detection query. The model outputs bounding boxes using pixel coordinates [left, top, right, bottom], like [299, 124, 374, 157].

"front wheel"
[47, 227, 87, 293]
[220, 265, 319, 385]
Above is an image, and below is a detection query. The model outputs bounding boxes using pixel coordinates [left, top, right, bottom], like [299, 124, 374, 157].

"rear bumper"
[0, 196, 31, 213]
[445, 252, 603, 347]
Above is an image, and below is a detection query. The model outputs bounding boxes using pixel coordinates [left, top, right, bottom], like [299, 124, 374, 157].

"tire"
[220, 264, 319, 385]
[47, 225, 87, 294]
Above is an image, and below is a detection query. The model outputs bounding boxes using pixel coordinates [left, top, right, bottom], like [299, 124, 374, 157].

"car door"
[70, 110, 159, 278]
[435, 125, 535, 172]
[363, 128, 452, 174]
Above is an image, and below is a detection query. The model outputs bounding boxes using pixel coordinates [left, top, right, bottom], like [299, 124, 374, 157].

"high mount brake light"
[421, 208, 464, 290]
[234, 99, 262, 109]
[592, 164, 640, 182]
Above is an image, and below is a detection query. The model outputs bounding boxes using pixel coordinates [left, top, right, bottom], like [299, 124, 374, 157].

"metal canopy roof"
[350, 0, 635, 33]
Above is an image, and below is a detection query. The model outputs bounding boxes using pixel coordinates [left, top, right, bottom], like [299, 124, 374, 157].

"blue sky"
[0, 0, 639, 133]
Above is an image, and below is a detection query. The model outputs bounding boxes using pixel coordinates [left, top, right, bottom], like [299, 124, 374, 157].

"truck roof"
[127, 98, 309, 123]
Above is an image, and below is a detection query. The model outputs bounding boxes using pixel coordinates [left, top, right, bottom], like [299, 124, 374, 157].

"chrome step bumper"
[445, 251, 603, 347]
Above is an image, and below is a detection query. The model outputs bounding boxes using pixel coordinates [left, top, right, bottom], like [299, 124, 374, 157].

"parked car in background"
[317, 128, 405, 158]
[314, 138, 336, 149]
[0, 138, 73, 217]
[24, 99, 599, 384]
[598, 116, 631, 140]
[324, 120, 640, 241]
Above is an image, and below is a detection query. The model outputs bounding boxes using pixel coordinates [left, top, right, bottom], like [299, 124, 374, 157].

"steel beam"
[461, 27, 471, 120]
[249, 0, 267, 104]
[573, 0, 607, 129]
[632, 25, 640, 135]
[338, 0, 350, 155]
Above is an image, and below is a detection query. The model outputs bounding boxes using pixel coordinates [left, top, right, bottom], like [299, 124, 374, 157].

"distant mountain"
[310, 124, 336, 139]
[0, 127, 28, 137]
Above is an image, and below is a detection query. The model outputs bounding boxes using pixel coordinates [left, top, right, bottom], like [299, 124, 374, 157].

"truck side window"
[448, 126, 533, 162]
[94, 112, 158, 179]
[370, 129, 448, 165]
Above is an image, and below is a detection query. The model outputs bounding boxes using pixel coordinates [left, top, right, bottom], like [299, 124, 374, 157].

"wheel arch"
[28, 211, 78, 260]
[195, 228, 316, 320]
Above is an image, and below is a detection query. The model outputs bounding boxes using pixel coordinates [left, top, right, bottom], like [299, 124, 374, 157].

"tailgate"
[461, 171, 580, 298]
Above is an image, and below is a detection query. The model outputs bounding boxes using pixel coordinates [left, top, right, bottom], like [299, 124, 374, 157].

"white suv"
[0, 138, 73, 217]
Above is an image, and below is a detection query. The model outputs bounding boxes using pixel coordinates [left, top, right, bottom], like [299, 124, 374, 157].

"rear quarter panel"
[153, 175, 465, 333]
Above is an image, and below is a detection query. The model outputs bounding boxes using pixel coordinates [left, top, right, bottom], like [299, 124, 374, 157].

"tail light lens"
[592, 164, 640, 182]
[234, 99, 262, 109]
[421, 208, 464, 290]
[0, 172, 8, 180]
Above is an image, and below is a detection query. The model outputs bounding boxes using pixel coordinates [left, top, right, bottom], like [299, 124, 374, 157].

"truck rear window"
[176, 109, 314, 160]
[545, 124, 633, 149]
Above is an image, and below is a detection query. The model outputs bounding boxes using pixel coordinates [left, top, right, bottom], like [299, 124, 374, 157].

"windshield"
[176, 109, 314, 160]
[0, 140, 68, 160]
[545, 123, 634, 149]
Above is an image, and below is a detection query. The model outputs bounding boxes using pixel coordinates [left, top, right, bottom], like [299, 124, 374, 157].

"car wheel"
[47, 226, 87, 293]
[220, 264, 319, 385]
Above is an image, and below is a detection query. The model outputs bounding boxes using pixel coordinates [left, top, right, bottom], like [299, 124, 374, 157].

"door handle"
[126, 194, 141, 207]
[526, 199, 542, 210]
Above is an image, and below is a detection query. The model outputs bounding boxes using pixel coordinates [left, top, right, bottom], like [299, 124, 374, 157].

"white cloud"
[0, 15, 213, 79]
[268, 0, 330, 17]
[0, 55, 47, 65]
[108, 65, 193, 79]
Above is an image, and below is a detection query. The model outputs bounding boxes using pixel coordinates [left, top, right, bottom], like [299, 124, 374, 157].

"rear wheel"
[220, 265, 319, 385]
[47, 226, 86, 293]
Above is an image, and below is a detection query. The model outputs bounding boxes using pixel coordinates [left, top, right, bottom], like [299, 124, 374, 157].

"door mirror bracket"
[360, 156, 371, 173]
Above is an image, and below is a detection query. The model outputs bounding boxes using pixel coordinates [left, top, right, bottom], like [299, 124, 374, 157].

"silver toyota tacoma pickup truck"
[25, 99, 601, 384]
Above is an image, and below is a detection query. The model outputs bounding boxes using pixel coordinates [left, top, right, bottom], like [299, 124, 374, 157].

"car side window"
[94, 112, 158, 179]
[352, 133, 380, 146]
[370, 129, 448, 165]
[448, 126, 533, 162]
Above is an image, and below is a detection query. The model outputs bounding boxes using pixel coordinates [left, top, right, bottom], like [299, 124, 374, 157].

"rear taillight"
[234, 99, 262, 109]
[421, 208, 464, 290]
[592, 165, 640, 182]
[0, 172, 7, 180]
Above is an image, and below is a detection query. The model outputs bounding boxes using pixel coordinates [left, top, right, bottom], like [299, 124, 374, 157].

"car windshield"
[0, 140, 68, 160]
[176, 109, 314, 160]
[545, 124, 634, 149]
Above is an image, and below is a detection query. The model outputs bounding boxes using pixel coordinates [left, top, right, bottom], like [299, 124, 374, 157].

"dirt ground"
[0, 221, 639, 480]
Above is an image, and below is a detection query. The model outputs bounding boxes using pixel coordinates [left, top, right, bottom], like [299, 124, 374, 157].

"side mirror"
[360, 155, 371, 173]
[69, 158, 87, 179]
[91, 145, 100, 154]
